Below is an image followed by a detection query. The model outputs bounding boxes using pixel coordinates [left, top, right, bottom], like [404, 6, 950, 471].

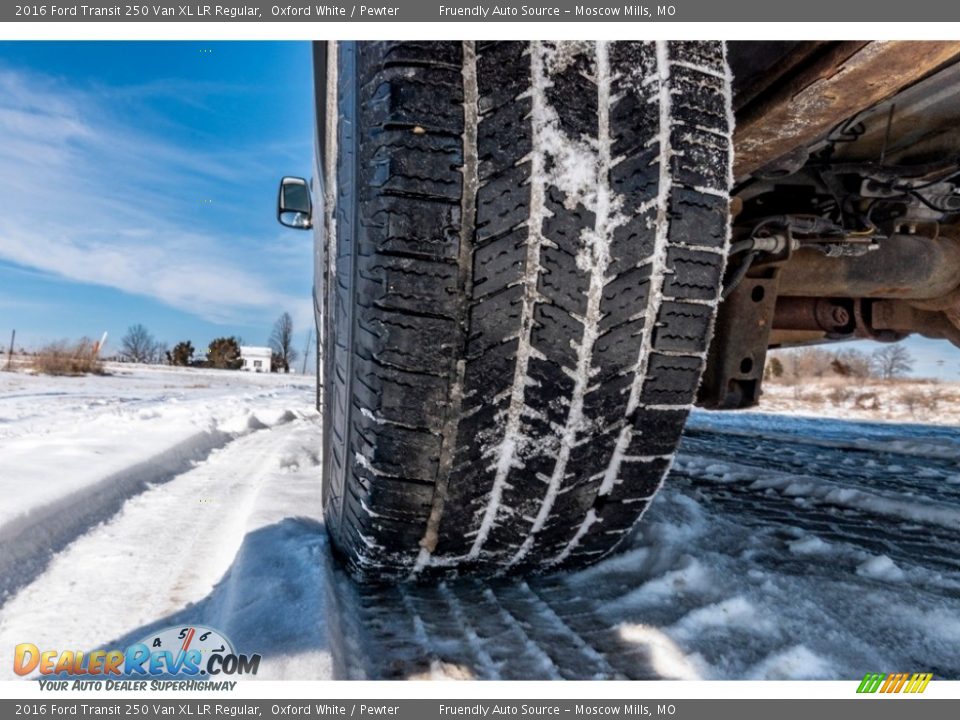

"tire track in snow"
[322, 416, 960, 680]
[0, 418, 320, 674]
[6, 373, 959, 680]
[0, 427, 233, 601]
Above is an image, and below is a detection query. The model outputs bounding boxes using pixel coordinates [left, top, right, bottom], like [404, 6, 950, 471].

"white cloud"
[0, 64, 313, 327]
[0, 223, 301, 323]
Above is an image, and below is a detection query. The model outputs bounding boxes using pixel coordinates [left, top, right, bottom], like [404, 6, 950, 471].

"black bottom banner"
[2, 700, 956, 720]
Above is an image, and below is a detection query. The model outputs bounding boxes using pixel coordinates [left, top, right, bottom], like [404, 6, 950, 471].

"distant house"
[240, 346, 272, 373]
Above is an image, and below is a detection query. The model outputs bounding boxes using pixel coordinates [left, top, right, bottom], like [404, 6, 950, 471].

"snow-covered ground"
[0, 365, 328, 679]
[756, 378, 960, 424]
[1, 366, 958, 680]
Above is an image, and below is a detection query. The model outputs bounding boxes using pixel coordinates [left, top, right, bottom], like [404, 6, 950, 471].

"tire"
[320, 40, 732, 579]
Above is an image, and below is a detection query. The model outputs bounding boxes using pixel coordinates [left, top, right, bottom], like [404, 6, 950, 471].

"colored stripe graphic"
[857, 673, 885, 693]
[906, 673, 933, 693]
[857, 672, 932, 693]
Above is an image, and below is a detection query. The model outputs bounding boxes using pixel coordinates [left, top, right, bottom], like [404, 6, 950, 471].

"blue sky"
[839, 338, 960, 381]
[0, 41, 958, 379]
[0, 41, 315, 359]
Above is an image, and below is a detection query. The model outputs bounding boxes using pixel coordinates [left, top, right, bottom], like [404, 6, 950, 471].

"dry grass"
[854, 392, 881, 411]
[792, 388, 825, 405]
[897, 388, 942, 415]
[758, 377, 960, 424]
[30, 339, 105, 376]
[827, 387, 853, 406]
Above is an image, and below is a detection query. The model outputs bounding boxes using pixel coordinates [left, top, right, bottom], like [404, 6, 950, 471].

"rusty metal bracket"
[699, 269, 781, 410]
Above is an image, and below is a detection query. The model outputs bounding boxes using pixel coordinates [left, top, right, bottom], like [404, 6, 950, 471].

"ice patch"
[360, 407, 384, 424]
[617, 623, 701, 680]
[856, 555, 906, 583]
[747, 645, 835, 680]
[672, 596, 776, 638]
[690, 458, 960, 531]
[606, 556, 712, 609]
[788, 536, 832, 556]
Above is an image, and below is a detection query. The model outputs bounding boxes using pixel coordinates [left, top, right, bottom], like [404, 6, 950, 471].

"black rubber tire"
[321, 40, 732, 579]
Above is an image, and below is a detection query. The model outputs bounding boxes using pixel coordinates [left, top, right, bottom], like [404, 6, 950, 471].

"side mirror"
[277, 176, 313, 229]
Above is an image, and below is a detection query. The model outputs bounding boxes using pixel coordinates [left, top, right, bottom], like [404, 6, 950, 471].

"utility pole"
[5, 330, 14, 371]
[301, 328, 312, 375]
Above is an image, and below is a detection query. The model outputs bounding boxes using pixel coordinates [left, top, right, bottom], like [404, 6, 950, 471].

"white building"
[240, 346, 273, 373]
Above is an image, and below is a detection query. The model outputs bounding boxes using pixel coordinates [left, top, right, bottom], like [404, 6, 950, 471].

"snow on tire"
[320, 41, 733, 579]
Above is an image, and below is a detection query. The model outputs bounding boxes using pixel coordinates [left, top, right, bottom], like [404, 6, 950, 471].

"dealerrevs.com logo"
[857, 672, 933, 694]
[14, 625, 260, 681]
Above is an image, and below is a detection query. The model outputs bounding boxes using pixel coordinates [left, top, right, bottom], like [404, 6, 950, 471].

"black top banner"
[4, 0, 960, 22]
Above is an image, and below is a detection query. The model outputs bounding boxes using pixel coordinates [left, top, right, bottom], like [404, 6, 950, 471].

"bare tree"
[871, 344, 914, 380]
[269, 312, 298, 373]
[831, 348, 873, 381]
[120, 324, 162, 364]
[153, 342, 169, 364]
[777, 347, 834, 382]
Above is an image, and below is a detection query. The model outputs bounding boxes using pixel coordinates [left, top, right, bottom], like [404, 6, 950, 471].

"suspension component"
[772, 297, 856, 335]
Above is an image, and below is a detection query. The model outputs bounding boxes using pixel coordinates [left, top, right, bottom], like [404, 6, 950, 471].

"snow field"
[2, 367, 958, 680]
